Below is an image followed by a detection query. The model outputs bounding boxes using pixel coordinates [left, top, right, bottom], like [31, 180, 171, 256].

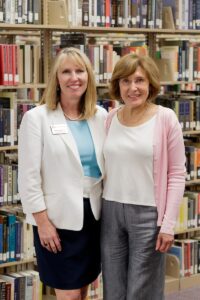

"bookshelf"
[0, 258, 35, 269]
[1, 0, 200, 298]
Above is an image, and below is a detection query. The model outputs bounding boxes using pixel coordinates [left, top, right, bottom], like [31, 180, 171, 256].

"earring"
[57, 85, 60, 94]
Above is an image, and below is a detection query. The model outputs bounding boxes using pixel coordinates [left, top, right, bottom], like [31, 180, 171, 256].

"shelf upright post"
[146, 32, 157, 59]
[41, 29, 53, 84]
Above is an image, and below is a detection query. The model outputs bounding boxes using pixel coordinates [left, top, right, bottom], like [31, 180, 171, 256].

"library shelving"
[2, 0, 200, 298]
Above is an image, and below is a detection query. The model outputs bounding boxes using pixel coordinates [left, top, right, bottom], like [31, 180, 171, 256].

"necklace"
[122, 103, 150, 126]
[63, 112, 82, 121]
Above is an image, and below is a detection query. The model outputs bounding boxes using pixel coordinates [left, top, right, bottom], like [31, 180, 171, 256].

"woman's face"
[57, 57, 88, 103]
[119, 66, 150, 108]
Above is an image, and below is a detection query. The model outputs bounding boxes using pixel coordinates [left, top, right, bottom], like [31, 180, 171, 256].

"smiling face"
[57, 56, 88, 104]
[119, 66, 150, 108]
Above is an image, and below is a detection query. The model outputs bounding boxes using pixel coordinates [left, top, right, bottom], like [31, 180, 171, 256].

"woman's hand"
[33, 210, 62, 253]
[155, 232, 174, 253]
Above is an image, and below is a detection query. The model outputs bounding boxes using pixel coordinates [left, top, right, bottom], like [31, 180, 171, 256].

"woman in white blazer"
[18, 48, 107, 300]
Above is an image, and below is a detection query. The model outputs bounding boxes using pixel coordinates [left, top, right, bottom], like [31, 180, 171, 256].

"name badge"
[50, 124, 68, 135]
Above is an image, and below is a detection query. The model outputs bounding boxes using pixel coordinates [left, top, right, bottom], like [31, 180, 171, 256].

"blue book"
[0, 212, 16, 262]
[168, 245, 183, 276]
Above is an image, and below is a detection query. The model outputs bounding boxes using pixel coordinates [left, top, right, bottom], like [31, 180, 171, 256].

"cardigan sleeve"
[160, 110, 186, 235]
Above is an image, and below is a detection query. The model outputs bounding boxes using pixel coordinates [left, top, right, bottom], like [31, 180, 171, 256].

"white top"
[103, 113, 156, 206]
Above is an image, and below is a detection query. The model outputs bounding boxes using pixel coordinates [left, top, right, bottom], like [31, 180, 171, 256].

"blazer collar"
[50, 103, 82, 168]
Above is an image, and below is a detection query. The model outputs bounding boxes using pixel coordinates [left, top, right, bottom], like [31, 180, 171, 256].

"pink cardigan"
[105, 105, 186, 235]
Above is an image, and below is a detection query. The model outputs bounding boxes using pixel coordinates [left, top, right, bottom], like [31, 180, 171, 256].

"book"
[154, 58, 175, 82]
[25, 270, 41, 300]
[0, 278, 6, 300]
[0, 211, 16, 261]
[8, 273, 25, 300]
[0, 44, 8, 85]
[33, 0, 42, 24]
[162, 6, 175, 29]
[19, 272, 33, 300]
[5, 281, 11, 300]
[0, 91, 17, 146]
[45, 0, 68, 26]
[6, 273, 21, 300]
[0, 214, 7, 262]
[0, 275, 14, 300]
[82, 0, 89, 26]
[60, 33, 86, 53]
[15, 219, 22, 261]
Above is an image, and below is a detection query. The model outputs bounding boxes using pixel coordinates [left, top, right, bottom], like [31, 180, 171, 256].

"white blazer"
[18, 103, 107, 230]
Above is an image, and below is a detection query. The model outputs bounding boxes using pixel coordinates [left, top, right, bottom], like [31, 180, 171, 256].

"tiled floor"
[42, 286, 200, 300]
[165, 286, 200, 300]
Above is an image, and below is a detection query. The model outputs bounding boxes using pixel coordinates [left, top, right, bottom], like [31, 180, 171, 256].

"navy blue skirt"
[33, 198, 101, 290]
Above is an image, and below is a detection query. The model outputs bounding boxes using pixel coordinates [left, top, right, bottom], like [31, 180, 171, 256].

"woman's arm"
[18, 109, 61, 252]
[160, 113, 186, 235]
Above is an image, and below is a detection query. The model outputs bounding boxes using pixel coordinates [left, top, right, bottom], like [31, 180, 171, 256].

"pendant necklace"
[63, 112, 82, 121]
[122, 103, 150, 125]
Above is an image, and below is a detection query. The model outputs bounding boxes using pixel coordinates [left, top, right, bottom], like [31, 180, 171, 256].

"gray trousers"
[101, 200, 165, 300]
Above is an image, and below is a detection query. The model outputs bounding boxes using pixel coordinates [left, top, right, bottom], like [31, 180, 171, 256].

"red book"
[12, 45, 19, 86]
[7, 45, 13, 86]
[105, 0, 111, 27]
[0, 44, 9, 85]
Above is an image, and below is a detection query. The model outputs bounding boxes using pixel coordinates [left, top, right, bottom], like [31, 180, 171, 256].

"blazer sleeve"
[18, 109, 47, 214]
[160, 111, 186, 234]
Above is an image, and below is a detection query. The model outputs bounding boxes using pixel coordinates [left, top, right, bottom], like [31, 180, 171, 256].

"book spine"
[15, 220, 22, 261]
[33, 0, 41, 24]
[82, 0, 89, 26]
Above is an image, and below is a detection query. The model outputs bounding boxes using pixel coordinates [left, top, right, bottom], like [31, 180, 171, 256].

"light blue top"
[67, 120, 101, 178]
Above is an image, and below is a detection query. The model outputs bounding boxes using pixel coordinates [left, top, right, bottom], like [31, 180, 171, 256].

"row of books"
[2, 0, 200, 30]
[0, 44, 18, 86]
[0, 43, 41, 86]
[51, 0, 200, 30]
[57, 33, 148, 83]
[185, 145, 200, 181]
[155, 94, 200, 131]
[163, 0, 200, 30]
[99, 93, 200, 132]
[0, 208, 34, 264]
[0, 163, 19, 206]
[3, 91, 200, 147]
[157, 41, 200, 82]
[3, 38, 200, 87]
[56, 33, 200, 84]
[168, 237, 200, 277]
[0, 91, 36, 146]
[175, 192, 200, 232]
[0, 270, 42, 300]
[161, 83, 200, 94]
[0, 0, 42, 24]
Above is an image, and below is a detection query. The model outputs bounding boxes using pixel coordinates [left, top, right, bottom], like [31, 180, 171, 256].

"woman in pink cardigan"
[101, 54, 185, 300]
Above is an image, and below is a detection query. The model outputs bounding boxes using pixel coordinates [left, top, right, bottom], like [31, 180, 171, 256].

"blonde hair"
[109, 53, 160, 102]
[40, 47, 97, 119]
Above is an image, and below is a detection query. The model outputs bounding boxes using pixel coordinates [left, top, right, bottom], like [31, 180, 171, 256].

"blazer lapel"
[50, 103, 82, 166]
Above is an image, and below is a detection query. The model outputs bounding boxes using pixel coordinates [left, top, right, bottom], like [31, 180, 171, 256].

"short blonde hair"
[109, 53, 160, 102]
[40, 47, 97, 119]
